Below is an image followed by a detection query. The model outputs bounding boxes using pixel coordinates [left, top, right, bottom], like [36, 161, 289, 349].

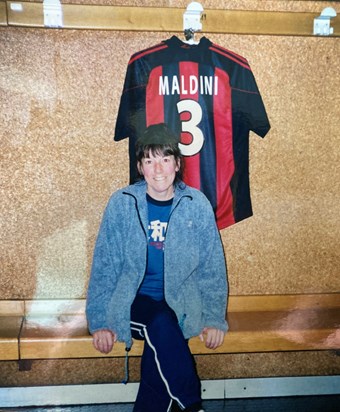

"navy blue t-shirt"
[138, 194, 173, 301]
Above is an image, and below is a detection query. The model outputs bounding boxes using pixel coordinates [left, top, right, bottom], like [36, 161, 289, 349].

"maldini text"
[158, 75, 219, 96]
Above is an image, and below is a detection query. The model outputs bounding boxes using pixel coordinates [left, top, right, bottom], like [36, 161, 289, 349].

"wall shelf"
[1, 1, 339, 36]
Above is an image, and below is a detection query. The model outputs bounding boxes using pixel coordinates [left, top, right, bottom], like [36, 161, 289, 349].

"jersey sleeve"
[114, 58, 148, 142]
[232, 64, 271, 139]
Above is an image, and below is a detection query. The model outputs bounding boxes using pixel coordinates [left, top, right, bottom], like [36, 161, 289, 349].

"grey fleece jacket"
[86, 180, 228, 348]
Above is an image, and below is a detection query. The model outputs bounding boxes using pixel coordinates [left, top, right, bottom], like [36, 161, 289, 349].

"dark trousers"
[130, 294, 202, 412]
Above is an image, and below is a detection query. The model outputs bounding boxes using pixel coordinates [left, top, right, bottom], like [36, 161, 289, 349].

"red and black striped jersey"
[114, 36, 270, 229]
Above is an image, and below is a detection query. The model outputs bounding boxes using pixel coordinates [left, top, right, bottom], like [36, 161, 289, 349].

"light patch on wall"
[1, 68, 57, 146]
[35, 220, 88, 298]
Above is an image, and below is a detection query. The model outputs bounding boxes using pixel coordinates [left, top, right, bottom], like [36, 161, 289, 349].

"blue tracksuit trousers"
[130, 294, 202, 412]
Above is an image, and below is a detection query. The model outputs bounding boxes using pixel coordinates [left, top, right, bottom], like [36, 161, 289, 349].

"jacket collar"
[123, 180, 192, 207]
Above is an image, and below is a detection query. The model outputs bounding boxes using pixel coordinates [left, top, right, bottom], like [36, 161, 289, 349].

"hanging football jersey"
[114, 36, 270, 230]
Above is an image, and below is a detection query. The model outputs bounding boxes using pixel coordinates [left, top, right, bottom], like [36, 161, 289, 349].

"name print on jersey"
[159, 74, 219, 96]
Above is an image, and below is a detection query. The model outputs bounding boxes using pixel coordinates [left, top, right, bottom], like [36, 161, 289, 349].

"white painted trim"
[0, 376, 339, 407]
[223, 376, 340, 398]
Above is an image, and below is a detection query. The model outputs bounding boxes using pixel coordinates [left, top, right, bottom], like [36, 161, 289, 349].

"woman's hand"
[199, 327, 225, 350]
[92, 329, 117, 354]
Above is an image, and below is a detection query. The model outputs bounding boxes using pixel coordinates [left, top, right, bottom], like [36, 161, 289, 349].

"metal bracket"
[18, 359, 33, 372]
[43, 0, 63, 28]
[313, 7, 337, 36]
[183, 1, 204, 43]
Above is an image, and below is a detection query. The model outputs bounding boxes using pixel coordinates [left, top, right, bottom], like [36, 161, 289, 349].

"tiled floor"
[3, 396, 340, 412]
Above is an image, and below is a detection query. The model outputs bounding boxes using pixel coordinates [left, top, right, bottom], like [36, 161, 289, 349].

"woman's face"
[138, 151, 180, 201]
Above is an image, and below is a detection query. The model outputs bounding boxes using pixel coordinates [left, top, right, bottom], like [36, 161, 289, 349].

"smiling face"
[138, 150, 180, 201]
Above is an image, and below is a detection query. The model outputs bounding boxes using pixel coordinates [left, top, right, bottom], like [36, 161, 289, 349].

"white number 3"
[177, 99, 204, 157]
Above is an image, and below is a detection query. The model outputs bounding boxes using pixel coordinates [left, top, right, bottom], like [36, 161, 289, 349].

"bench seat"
[1, 294, 339, 363]
[18, 294, 340, 360]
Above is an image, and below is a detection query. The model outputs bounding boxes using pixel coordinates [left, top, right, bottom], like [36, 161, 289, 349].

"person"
[86, 123, 228, 412]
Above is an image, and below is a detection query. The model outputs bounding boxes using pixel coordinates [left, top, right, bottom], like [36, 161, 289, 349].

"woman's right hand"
[92, 329, 117, 354]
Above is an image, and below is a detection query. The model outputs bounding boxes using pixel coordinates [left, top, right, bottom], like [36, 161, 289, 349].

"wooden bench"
[0, 294, 339, 369]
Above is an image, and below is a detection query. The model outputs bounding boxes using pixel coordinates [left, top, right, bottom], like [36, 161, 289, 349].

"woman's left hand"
[199, 327, 225, 350]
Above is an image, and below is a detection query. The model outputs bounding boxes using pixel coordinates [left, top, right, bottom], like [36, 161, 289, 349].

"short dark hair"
[135, 124, 184, 183]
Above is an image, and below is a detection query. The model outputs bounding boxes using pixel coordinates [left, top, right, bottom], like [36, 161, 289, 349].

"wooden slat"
[191, 307, 340, 353]
[190, 328, 340, 354]
[0, 1, 7, 26]
[7, 1, 42, 26]
[63, 4, 184, 32]
[19, 304, 340, 360]
[0, 316, 23, 360]
[7, 294, 340, 361]
[0, 341, 20, 360]
[6, 2, 340, 37]
[20, 336, 144, 359]
[20, 324, 340, 360]
[20, 314, 144, 359]
[205, 8, 339, 36]
[25, 299, 85, 316]
[227, 293, 340, 312]
[23, 294, 340, 314]
[0, 300, 25, 316]
[18, 319, 340, 359]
